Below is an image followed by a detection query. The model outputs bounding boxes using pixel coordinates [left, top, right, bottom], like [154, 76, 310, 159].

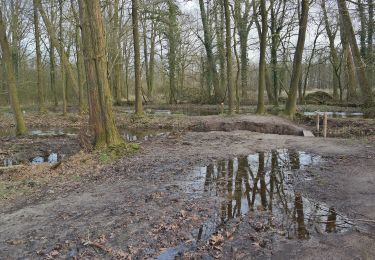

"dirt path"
[0, 115, 374, 259]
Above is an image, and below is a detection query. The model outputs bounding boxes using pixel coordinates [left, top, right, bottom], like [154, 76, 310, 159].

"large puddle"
[0, 127, 168, 143]
[303, 111, 364, 119]
[191, 150, 352, 238]
[158, 149, 354, 259]
[1, 127, 169, 167]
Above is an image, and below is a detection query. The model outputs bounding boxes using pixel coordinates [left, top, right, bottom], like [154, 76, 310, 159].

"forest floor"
[0, 105, 374, 259]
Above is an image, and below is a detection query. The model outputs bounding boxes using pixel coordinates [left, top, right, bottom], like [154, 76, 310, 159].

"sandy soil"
[0, 112, 374, 259]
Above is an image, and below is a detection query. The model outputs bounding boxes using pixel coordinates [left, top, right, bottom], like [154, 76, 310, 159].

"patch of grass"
[98, 143, 140, 163]
[363, 107, 375, 118]
[0, 181, 33, 200]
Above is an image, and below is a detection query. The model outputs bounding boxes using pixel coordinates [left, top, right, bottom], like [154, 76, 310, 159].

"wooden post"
[316, 113, 320, 133]
[220, 102, 224, 114]
[323, 113, 328, 138]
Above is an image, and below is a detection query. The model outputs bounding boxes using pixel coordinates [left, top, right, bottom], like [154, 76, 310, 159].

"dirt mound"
[190, 115, 305, 136]
[305, 91, 334, 104]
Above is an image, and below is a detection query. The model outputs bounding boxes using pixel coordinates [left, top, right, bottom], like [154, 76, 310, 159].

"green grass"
[98, 143, 140, 164]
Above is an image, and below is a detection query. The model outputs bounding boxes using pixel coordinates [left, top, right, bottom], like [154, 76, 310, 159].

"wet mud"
[0, 112, 374, 259]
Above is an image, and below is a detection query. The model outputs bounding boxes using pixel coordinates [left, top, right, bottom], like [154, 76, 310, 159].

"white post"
[323, 113, 328, 138]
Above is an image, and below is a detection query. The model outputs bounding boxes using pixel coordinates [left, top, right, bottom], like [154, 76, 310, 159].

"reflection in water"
[326, 207, 337, 233]
[194, 149, 352, 240]
[31, 153, 59, 165]
[3, 159, 16, 167]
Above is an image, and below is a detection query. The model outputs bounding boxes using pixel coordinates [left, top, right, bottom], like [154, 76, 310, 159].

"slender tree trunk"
[215, 1, 226, 101]
[76, 28, 85, 114]
[0, 10, 27, 135]
[358, 0, 367, 59]
[368, 0, 374, 89]
[142, 19, 150, 99]
[132, 0, 143, 114]
[71, 0, 86, 114]
[33, 0, 45, 112]
[338, 0, 374, 107]
[167, 0, 178, 104]
[265, 68, 275, 104]
[10, 0, 20, 81]
[322, 1, 340, 101]
[233, 24, 240, 113]
[284, 0, 309, 117]
[199, 0, 223, 102]
[58, 0, 67, 115]
[224, 0, 233, 114]
[339, 11, 357, 102]
[49, 39, 58, 107]
[256, 0, 268, 114]
[112, 0, 122, 105]
[78, 0, 123, 147]
[37, 0, 79, 97]
[148, 21, 156, 100]
[270, 0, 279, 106]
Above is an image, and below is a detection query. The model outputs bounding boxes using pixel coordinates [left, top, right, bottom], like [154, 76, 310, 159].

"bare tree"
[0, 9, 27, 135]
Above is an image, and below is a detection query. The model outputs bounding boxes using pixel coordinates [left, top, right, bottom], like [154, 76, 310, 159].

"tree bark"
[338, 0, 374, 107]
[33, 0, 45, 112]
[368, 0, 374, 89]
[256, 0, 268, 114]
[48, 2, 58, 107]
[132, 0, 143, 114]
[224, 0, 234, 114]
[167, 0, 178, 104]
[284, 0, 309, 117]
[321, 1, 340, 101]
[199, 0, 223, 102]
[58, 0, 67, 115]
[37, 0, 79, 99]
[78, 0, 123, 147]
[0, 10, 27, 135]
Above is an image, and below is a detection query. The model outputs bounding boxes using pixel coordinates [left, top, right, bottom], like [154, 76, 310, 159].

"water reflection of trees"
[202, 150, 337, 239]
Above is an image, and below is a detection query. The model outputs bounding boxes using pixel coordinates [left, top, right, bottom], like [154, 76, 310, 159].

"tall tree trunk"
[256, 0, 268, 114]
[224, 0, 233, 114]
[339, 10, 357, 102]
[33, 0, 45, 112]
[368, 0, 374, 89]
[78, 0, 123, 147]
[167, 0, 178, 104]
[321, 1, 340, 101]
[358, 0, 367, 59]
[338, 0, 374, 107]
[142, 19, 150, 99]
[37, 0, 79, 98]
[148, 21, 156, 100]
[234, 0, 252, 101]
[199, 0, 223, 102]
[270, 0, 279, 106]
[284, 0, 309, 117]
[10, 0, 20, 80]
[132, 0, 143, 114]
[0, 10, 27, 135]
[49, 40, 58, 106]
[265, 68, 275, 104]
[233, 23, 240, 113]
[111, 0, 122, 105]
[71, 0, 86, 114]
[215, 0, 226, 101]
[49, 4, 58, 107]
[58, 0, 67, 115]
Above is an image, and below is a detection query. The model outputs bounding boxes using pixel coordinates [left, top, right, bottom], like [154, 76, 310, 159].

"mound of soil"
[305, 91, 334, 105]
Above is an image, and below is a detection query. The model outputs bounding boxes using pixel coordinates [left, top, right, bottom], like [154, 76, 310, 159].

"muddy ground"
[0, 110, 374, 259]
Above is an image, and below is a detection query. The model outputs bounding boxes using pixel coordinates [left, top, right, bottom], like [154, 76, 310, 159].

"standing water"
[158, 149, 354, 259]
